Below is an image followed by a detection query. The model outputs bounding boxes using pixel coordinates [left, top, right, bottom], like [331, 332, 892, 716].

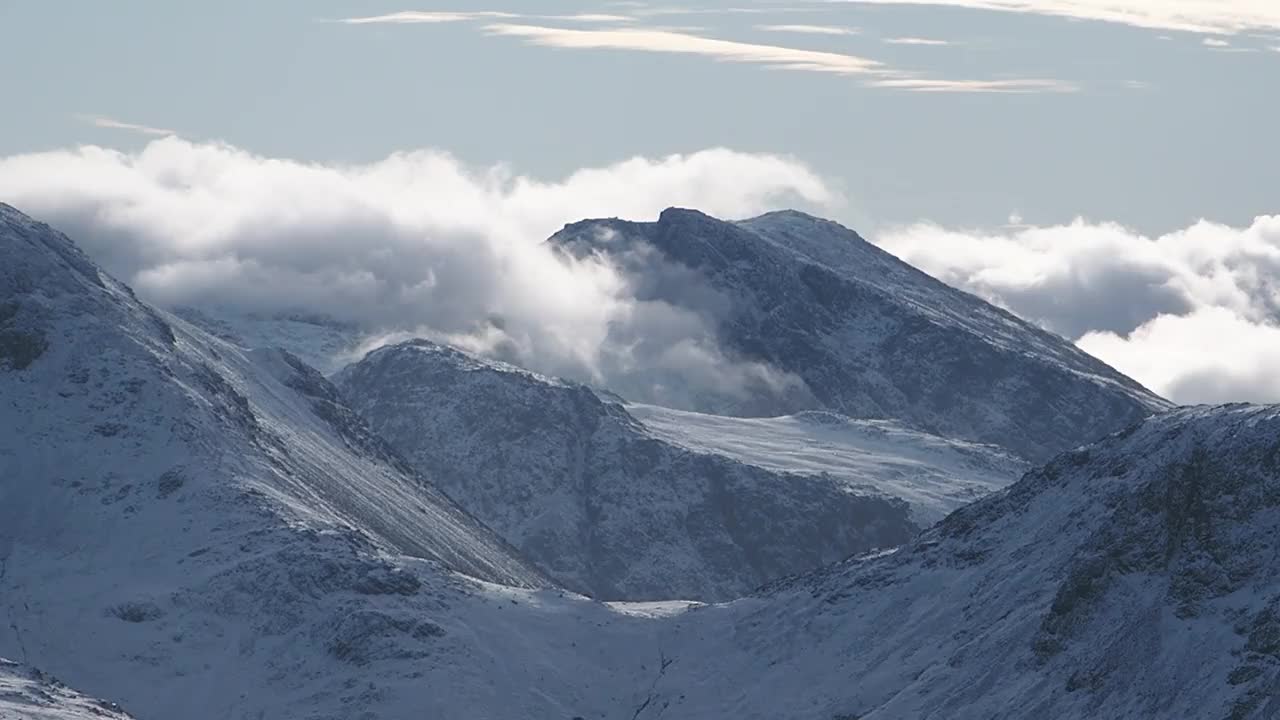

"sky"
[1, 0, 1278, 404]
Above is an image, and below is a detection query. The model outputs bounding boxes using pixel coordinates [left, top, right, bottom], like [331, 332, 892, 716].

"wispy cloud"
[552, 14, 636, 22]
[335, 10, 635, 25]
[871, 77, 1074, 92]
[337, 11, 519, 25]
[79, 115, 175, 137]
[826, 1, 1280, 35]
[1203, 37, 1231, 47]
[755, 23, 860, 35]
[883, 36, 950, 45]
[483, 24, 885, 74]
[629, 6, 822, 17]
[482, 23, 1072, 92]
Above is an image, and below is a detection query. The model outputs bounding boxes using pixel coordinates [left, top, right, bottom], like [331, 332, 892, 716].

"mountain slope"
[551, 208, 1172, 461]
[628, 403, 1027, 522]
[691, 403, 1280, 719]
[0, 659, 135, 720]
[0, 203, 559, 718]
[337, 339, 1003, 601]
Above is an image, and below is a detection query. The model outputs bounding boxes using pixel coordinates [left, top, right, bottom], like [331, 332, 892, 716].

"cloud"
[483, 23, 885, 74]
[551, 14, 635, 22]
[0, 138, 833, 410]
[827, 1, 1280, 35]
[874, 215, 1280, 404]
[482, 23, 1072, 91]
[337, 11, 518, 24]
[1202, 37, 1231, 46]
[627, 6, 823, 17]
[756, 23, 861, 35]
[336, 11, 637, 25]
[869, 77, 1074, 92]
[79, 115, 176, 137]
[883, 37, 951, 45]
[1078, 308, 1280, 405]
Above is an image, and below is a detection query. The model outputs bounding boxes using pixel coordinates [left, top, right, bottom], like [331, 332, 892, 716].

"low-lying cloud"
[0, 138, 832, 410]
[876, 215, 1280, 404]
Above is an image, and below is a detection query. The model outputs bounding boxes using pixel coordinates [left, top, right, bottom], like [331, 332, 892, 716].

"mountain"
[0, 203, 551, 717]
[1, 203, 1274, 719]
[0, 659, 135, 720]
[690, 403, 1280, 719]
[336, 340, 1024, 600]
[550, 208, 1172, 461]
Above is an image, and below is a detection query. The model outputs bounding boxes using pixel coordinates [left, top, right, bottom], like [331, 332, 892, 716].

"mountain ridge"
[338, 337, 1012, 600]
[549, 206, 1172, 461]
[1, 202, 1275, 719]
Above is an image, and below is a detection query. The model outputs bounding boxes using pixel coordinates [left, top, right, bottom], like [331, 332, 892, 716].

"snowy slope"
[551, 208, 1172, 461]
[0, 659, 135, 720]
[685, 403, 1280, 719]
[337, 339, 933, 601]
[170, 305, 365, 376]
[629, 404, 1027, 524]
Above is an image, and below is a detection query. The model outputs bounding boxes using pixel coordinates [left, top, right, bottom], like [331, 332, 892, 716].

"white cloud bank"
[6, 138, 1274, 406]
[876, 215, 1280, 404]
[831, 1, 1280, 35]
[0, 138, 832, 409]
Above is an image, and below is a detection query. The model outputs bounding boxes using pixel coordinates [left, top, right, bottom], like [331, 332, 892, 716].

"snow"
[0, 659, 135, 719]
[629, 403, 1027, 523]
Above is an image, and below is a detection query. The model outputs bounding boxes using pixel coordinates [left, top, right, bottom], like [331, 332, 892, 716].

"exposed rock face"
[337, 339, 952, 601]
[550, 208, 1171, 461]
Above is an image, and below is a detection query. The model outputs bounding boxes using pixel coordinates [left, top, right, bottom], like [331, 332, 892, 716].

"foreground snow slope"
[552, 208, 1172, 461]
[0, 659, 135, 720]
[338, 340, 951, 601]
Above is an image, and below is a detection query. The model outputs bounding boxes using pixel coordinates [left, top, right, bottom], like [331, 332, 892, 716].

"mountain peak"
[548, 208, 1169, 460]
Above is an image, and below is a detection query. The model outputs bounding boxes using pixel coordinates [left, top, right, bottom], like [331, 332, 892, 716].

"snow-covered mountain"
[1, 203, 1275, 719]
[0, 659, 135, 720]
[0, 202, 553, 716]
[704, 402, 1280, 719]
[551, 208, 1172, 461]
[337, 339, 1025, 600]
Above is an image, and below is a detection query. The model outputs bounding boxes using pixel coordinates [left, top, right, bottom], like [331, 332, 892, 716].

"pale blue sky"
[1, 0, 1277, 233]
